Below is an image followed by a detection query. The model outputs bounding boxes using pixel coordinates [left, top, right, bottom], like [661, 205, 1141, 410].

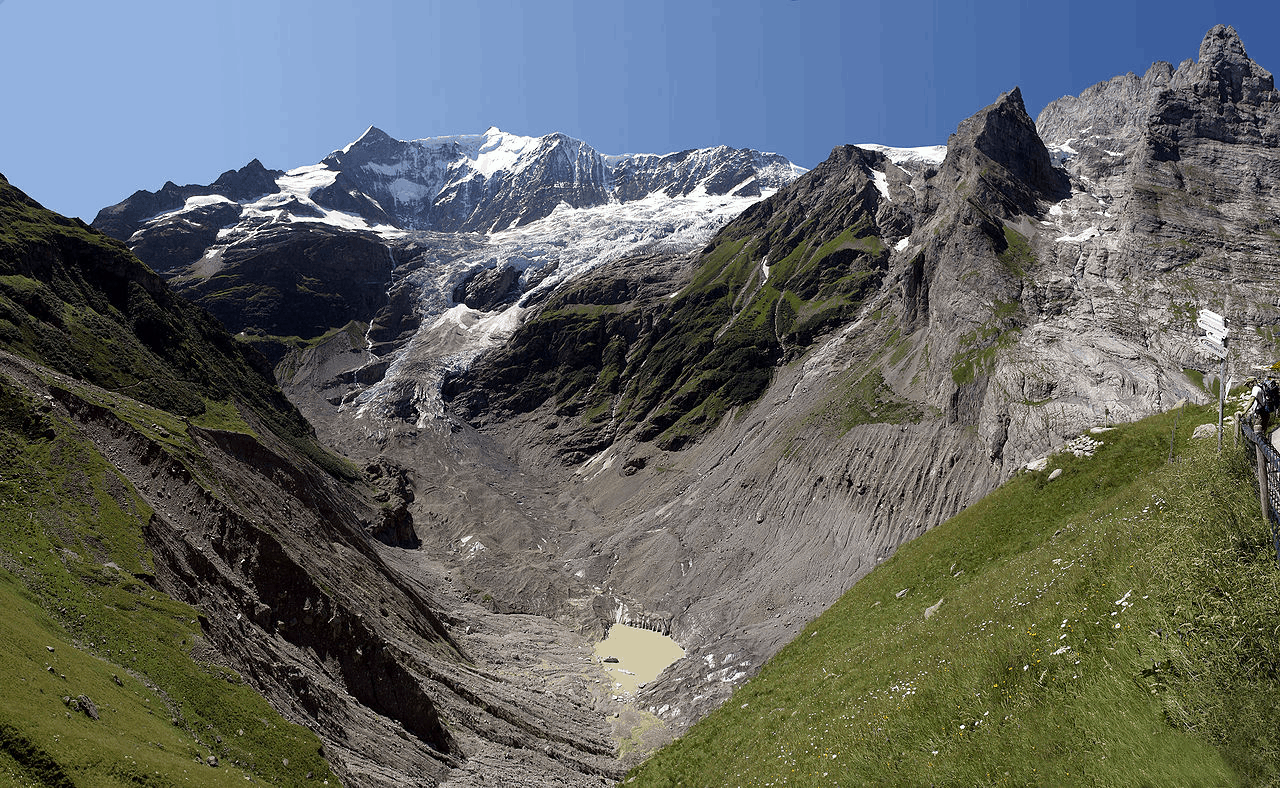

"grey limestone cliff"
[439, 27, 1280, 726]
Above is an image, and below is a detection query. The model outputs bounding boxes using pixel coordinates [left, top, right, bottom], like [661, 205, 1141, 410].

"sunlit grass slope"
[631, 405, 1280, 787]
[0, 375, 337, 786]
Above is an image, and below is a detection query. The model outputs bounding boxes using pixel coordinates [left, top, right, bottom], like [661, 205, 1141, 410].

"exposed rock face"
[1032, 22, 1280, 381]
[452, 264, 522, 310]
[365, 458, 420, 547]
[939, 86, 1070, 216]
[92, 158, 280, 242]
[129, 200, 243, 274]
[434, 26, 1280, 726]
[179, 224, 394, 338]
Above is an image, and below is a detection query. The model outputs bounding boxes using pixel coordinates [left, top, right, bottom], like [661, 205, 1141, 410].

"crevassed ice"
[353, 188, 771, 426]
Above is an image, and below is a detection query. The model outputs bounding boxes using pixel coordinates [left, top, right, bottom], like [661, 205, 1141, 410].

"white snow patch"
[279, 163, 340, 194]
[870, 169, 891, 201]
[183, 194, 234, 210]
[387, 177, 434, 205]
[1055, 226, 1100, 244]
[854, 143, 947, 167]
[1048, 142, 1077, 167]
[586, 454, 617, 482]
[138, 193, 237, 226]
[894, 237, 910, 252]
[471, 128, 539, 178]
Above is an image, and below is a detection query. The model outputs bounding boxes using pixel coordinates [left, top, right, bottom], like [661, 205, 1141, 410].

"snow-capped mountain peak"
[93, 128, 807, 426]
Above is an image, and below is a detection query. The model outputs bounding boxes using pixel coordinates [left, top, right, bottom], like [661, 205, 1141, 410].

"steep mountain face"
[1031, 22, 1280, 389]
[436, 26, 1278, 724]
[178, 224, 394, 340]
[0, 175, 634, 787]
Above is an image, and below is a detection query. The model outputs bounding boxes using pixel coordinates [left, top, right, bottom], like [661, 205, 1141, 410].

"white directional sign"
[1197, 309, 1228, 341]
[1197, 308, 1229, 358]
[1197, 308, 1230, 452]
[1200, 336, 1228, 359]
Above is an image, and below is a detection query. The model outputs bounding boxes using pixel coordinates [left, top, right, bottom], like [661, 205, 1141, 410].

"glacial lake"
[594, 624, 685, 695]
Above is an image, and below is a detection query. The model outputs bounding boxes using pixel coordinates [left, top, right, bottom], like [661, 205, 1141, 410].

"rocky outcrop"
[365, 458, 420, 547]
[179, 224, 394, 338]
[128, 199, 243, 273]
[610, 146, 798, 202]
[934, 86, 1069, 218]
[92, 159, 281, 242]
[452, 264, 522, 311]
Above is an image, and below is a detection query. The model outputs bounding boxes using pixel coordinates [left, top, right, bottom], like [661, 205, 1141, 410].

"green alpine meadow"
[630, 406, 1280, 786]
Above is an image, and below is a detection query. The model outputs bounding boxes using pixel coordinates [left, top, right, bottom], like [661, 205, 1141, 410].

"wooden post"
[1218, 355, 1227, 453]
[1167, 399, 1182, 460]
[1258, 411, 1272, 525]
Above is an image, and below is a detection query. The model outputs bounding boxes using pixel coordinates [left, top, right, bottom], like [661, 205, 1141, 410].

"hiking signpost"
[1198, 308, 1228, 452]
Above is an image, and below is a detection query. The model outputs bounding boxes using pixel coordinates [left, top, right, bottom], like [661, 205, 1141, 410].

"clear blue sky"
[1, 0, 1277, 221]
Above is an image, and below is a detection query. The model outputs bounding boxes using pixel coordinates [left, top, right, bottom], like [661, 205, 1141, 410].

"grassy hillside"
[631, 405, 1280, 786]
[0, 375, 337, 786]
[0, 175, 350, 783]
[448, 146, 895, 454]
[0, 173, 355, 481]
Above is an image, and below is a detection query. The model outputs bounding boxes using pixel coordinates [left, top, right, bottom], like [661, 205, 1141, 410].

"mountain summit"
[96, 127, 803, 242]
[1187, 23, 1274, 105]
[89, 128, 806, 429]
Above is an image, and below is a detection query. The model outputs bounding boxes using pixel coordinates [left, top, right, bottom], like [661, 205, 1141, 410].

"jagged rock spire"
[942, 86, 1068, 217]
[1180, 23, 1275, 105]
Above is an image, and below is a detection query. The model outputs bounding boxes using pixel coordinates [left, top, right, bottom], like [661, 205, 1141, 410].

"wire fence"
[1238, 420, 1280, 566]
